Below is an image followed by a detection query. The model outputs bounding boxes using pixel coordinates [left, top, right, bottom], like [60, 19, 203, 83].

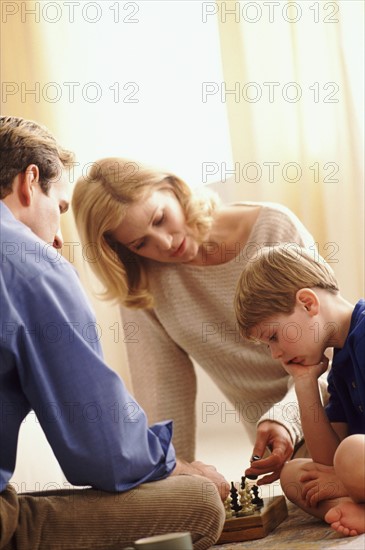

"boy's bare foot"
[325, 501, 365, 537]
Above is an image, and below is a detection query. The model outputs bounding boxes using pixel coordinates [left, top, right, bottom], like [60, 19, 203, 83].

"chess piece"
[246, 454, 260, 480]
[238, 477, 255, 516]
[251, 484, 264, 508]
[223, 494, 234, 519]
[230, 482, 242, 515]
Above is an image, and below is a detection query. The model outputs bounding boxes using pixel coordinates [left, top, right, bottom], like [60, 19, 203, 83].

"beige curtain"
[0, 1, 232, 386]
[215, 0, 364, 302]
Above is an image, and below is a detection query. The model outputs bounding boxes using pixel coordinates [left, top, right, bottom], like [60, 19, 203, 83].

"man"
[0, 116, 228, 550]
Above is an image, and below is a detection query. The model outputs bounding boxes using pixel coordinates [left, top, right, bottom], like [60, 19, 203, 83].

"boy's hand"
[282, 355, 329, 381]
[245, 421, 294, 485]
[299, 462, 347, 507]
[172, 459, 230, 500]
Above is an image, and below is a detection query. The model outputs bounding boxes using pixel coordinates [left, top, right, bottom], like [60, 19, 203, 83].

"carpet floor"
[212, 502, 365, 550]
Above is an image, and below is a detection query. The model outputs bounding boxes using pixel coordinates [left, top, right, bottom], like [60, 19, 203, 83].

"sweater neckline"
[177, 202, 266, 271]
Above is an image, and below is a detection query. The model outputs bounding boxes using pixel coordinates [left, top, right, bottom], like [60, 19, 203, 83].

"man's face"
[26, 170, 70, 248]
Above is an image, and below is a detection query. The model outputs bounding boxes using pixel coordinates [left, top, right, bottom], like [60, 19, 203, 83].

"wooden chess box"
[217, 495, 288, 544]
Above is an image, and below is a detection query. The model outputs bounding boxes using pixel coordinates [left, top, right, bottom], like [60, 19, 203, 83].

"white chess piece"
[238, 479, 255, 516]
[223, 494, 234, 519]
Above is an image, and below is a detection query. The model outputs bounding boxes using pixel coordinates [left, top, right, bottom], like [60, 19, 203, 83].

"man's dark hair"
[0, 116, 74, 199]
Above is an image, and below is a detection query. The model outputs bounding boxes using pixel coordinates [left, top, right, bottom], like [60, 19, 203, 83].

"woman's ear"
[20, 165, 40, 206]
[296, 288, 319, 316]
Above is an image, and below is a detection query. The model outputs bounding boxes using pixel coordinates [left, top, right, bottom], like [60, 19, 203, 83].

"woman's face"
[111, 188, 200, 263]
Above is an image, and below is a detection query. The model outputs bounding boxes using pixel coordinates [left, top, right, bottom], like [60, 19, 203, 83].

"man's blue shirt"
[0, 201, 176, 492]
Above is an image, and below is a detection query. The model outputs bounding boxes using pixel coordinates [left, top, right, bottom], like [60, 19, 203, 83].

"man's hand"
[245, 421, 294, 485]
[172, 459, 230, 500]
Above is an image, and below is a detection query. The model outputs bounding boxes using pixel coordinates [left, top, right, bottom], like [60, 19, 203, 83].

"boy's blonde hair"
[234, 244, 339, 338]
[72, 157, 220, 309]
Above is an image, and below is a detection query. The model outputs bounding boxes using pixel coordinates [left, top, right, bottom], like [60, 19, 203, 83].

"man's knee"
[200, 478, 225, 514]
[194, 477, 225, 545]
[0, 485, 19, 548]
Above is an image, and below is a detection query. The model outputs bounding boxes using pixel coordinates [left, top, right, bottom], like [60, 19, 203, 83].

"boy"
[234, 244, 365, 537]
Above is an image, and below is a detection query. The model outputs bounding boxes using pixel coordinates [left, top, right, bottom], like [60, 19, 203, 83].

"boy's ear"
[19, 165, 40, 206]
[296, 288, 319, 316]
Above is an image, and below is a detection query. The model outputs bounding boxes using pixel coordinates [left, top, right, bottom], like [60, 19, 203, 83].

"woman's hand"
[245, 421, 294, 485]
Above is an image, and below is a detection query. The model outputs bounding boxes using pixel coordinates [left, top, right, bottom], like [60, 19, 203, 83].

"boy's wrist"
[294, 376, 321, 397]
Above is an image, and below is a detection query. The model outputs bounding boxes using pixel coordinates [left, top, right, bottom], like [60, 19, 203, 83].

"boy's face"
[250, 303, 326, 367]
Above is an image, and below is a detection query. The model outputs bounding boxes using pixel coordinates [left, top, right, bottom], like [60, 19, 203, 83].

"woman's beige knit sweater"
[121, 202, 319, 461]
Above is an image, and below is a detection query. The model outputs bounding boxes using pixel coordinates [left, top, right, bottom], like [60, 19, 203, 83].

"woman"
[72, 157, 320, 483]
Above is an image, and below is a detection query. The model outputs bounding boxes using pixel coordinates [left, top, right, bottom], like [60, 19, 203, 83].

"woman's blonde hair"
[72, 157, 219, 308]
[234, 244, 339, 338]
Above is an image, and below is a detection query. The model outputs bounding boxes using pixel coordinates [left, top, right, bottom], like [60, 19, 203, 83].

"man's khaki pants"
[0, 476, 225, 550]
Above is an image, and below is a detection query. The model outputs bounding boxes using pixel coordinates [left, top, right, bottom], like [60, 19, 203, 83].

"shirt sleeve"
[262, 202, 317, 250]
[325, 369, 347, 423]
[258, 381, 303, 445]
[10, 260, 176, 492]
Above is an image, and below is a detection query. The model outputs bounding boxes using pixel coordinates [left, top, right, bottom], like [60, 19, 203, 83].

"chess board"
[217, 495, 288, 544]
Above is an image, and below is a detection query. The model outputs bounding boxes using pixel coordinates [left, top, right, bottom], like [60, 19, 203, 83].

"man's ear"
[296, 288, 319, 316]
[19, 165, 40, 206]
